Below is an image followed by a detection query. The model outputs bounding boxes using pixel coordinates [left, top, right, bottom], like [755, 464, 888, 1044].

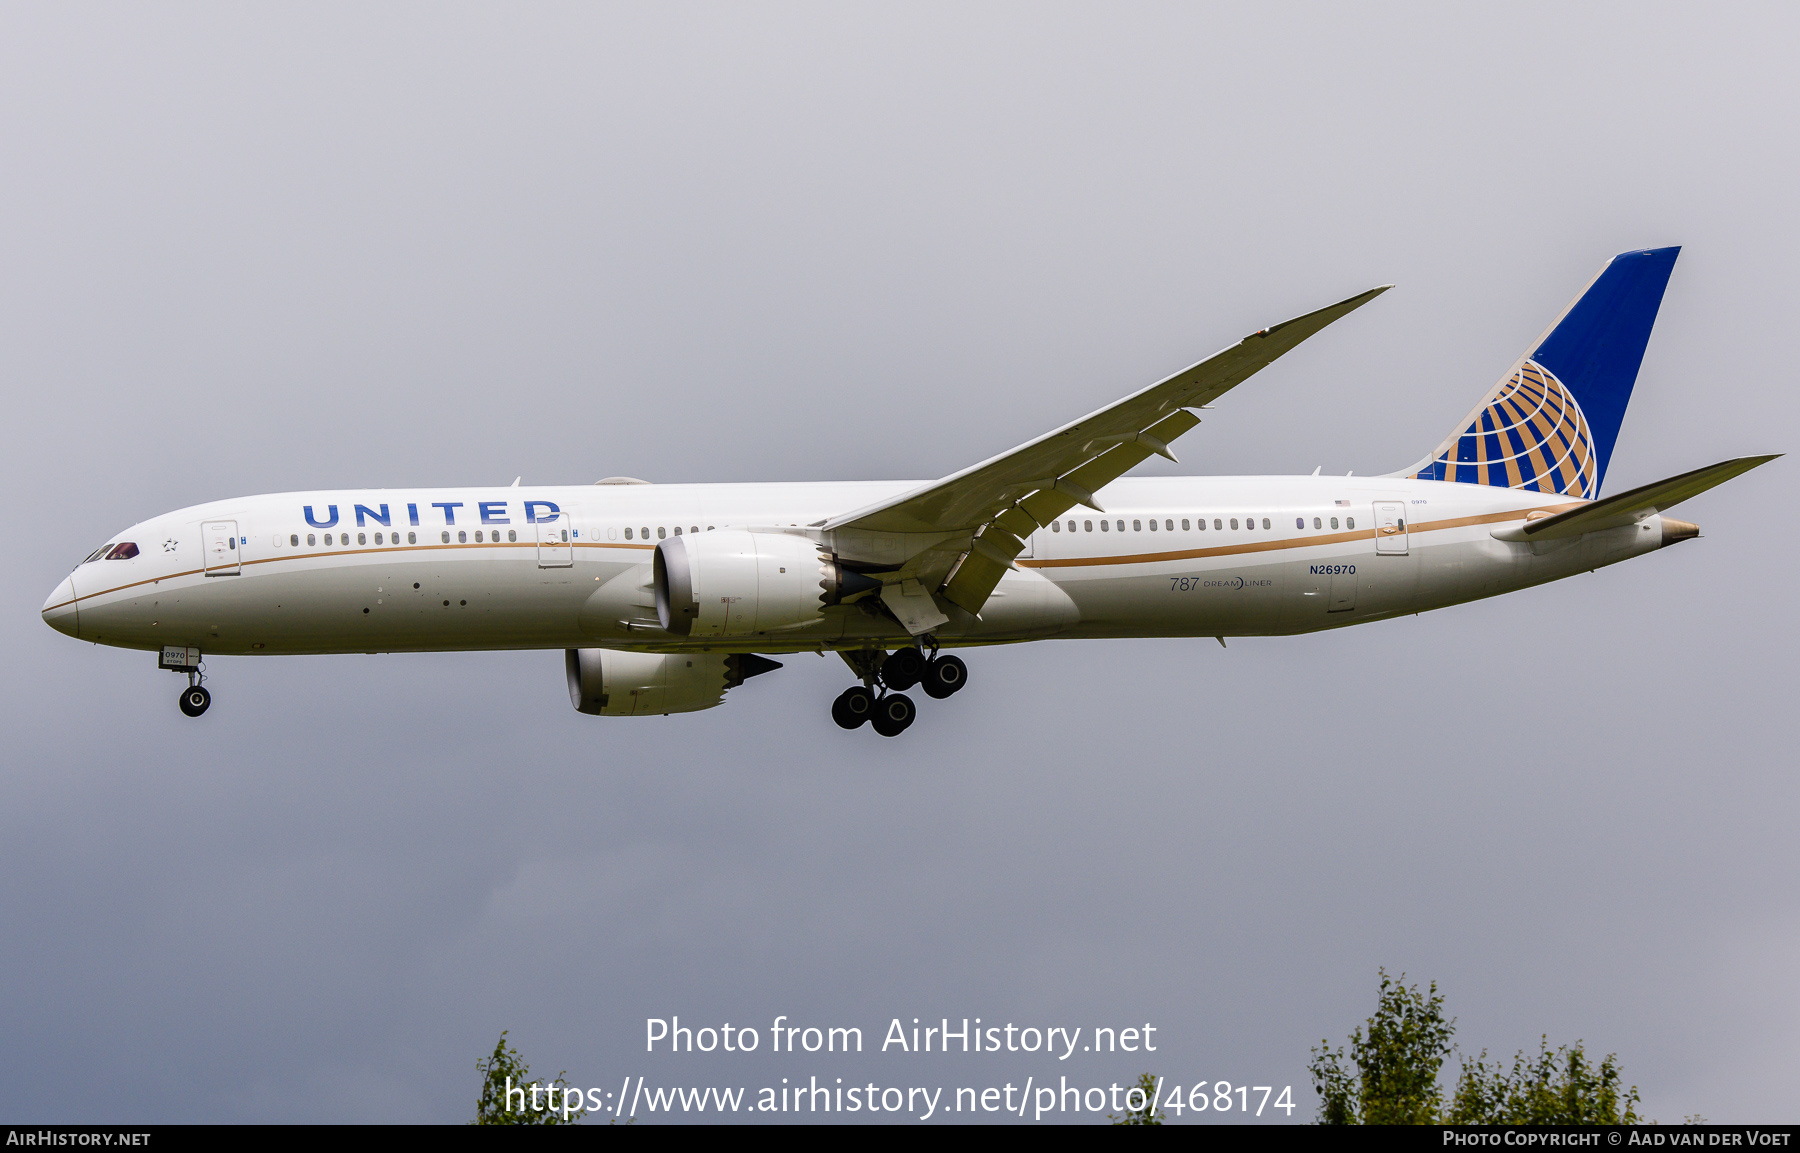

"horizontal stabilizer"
[1492, 455, 1779, 542]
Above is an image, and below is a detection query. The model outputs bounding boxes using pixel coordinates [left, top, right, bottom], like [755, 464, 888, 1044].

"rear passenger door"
[1374, 502, 1409, 556]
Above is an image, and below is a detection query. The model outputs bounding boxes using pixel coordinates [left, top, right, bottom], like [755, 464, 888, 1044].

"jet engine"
[565, 648, 782, 716]
[654, 530, 878, 637]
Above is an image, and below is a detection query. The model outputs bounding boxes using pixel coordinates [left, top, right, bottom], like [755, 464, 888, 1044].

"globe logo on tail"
[1413, 361, 1598, 499]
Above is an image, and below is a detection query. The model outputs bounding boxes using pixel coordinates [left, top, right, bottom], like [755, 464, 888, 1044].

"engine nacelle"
[565, 648, 781, 716]
[654, 530, 838, 637]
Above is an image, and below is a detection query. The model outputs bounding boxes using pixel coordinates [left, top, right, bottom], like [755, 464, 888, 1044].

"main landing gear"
[832, 641, 967, 737]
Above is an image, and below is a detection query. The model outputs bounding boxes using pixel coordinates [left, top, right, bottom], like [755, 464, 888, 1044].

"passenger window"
[691, 526, 699, 534]
[624, 527, 633, 539]
[458, 531, 467, 543]
[408, 532, 417, 544]
[1262, 518, 1270, 530]
[1295, 518, 1304, 530]
[707, 526, 715, 531]
[657, 527, 667, 540]
[1313, 517, 1321, 529]
[561, 529, 569, 541]
[1347, 517, 1356, 529]
[641, 527, 649, 539]
[1230, 518, 1239, 530]
[508, 529, 517, 542]
[358, 532, 368, 545]
[673, 526, 682, 535]
[290, 534, 300, 547]
[476, 530, 486, 542]
[1181, 519, 1190, 531]
[1050, 521, 1061, 532]
[441, 531, 450, 543]
[1115, 520, 1124, 532]
[1213, 518, 1222, 530]
[1330, 517, 1339, 529]
[1100, 519, 1109, 531]
[1133, 520, 1142, 532]
[1165, 519, 1173, 531]
[1084, 520, 1093, 532]
[375, 532, 384, 544]
[307, 534, 317, 546]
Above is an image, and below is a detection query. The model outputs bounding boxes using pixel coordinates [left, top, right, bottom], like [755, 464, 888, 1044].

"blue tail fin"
[1406, 247, 1680, 499]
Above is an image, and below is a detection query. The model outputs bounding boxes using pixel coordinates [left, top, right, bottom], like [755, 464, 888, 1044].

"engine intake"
[656, 530, 872, 637]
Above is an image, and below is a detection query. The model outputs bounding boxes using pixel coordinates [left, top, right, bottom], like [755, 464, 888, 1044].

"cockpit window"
[104, 543, 139, 560]
[84, 545, 114, 564]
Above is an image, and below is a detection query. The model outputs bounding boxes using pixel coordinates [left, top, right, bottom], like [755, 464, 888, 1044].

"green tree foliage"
[1309, 971, 1643, 1125]
[472, 1031, 588, 1125]
[1309, 969, 1454, 1124]
[1109, 1073, 1165, 1125]
[1446, 1038, 1641, 1124]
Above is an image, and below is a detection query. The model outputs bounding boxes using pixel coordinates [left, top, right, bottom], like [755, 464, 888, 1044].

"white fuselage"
[41, 475, 1669, 657]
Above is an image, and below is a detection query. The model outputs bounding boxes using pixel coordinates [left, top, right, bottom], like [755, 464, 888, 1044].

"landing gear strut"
[831, 643, 964, 736]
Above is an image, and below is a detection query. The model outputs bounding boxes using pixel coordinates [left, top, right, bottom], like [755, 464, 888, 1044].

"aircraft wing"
[1494, 454, 1780, 542]
[824, 285, 1390, 614]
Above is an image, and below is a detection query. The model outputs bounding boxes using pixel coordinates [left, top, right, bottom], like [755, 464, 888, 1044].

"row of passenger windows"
[281, 528, 579, 548]
[1049, 515, 1356, 533]
[268, 515, 1364, 551]
[287, 531, 421, 547]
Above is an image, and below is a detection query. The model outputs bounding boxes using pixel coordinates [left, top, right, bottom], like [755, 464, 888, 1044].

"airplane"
[41, 247, 1777, 736]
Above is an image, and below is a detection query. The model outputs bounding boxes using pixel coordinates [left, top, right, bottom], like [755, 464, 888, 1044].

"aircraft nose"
[42, 576, 79, 637]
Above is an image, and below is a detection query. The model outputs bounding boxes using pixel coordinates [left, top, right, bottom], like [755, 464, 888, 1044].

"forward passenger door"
[201, 520, 241, 576]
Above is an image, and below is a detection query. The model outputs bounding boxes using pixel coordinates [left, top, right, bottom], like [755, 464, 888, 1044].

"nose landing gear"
[179, 682, 212, 717]
[162, 649, 211, 717]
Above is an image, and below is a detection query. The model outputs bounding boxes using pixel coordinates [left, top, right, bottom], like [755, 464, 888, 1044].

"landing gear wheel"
[832, 686, 875, 729]
[921, 655, 967, 699]
[870, 693, 916, 737]
[179, 685, 211, 717]
[880, 647, 926, 691]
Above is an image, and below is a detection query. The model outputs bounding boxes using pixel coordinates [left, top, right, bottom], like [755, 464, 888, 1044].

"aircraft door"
[536, 512, 573, 568]
[1374, 501, 1409, 555]
[201, 520, 241, 576]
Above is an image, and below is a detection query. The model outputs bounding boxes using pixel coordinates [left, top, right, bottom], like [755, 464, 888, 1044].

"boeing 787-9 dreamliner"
[42, 248, 1776, 736]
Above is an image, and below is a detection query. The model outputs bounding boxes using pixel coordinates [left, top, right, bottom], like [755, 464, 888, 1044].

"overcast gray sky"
[3, 1, 1795, 1124]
